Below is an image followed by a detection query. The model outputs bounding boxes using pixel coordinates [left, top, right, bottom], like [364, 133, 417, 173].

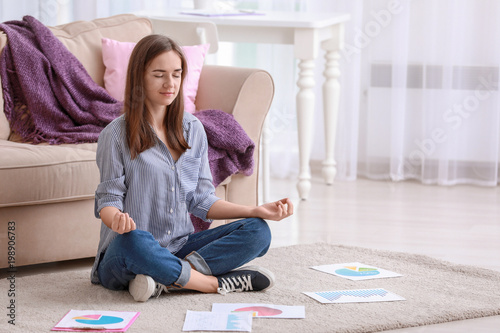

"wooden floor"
[8, 171, 500, 332]
[266, 173, 500, 332]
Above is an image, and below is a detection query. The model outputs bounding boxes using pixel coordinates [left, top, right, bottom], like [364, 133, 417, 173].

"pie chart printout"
[72, 314, 124, 325]
[53, 310, 140, 331]
[211, 303, 305, 319]
[233, 306, 283, 317]
[311, 262, 403, 281]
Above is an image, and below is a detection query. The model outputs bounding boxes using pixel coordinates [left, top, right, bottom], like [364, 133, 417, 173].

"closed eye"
[152, 68, 182, 75]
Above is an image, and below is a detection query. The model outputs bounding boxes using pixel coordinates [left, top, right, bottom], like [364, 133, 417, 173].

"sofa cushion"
[48, 14, 152, 87]
[0, 140, 99, 207]
[101, 37, 209, 113]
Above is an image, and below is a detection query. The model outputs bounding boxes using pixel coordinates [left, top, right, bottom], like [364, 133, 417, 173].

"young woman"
[91, 34, 293, 302]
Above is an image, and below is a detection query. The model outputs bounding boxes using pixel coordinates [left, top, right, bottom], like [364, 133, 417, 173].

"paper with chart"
[182, 310, 252, 332]
[304, 288, 406, 304]
[212, 303, 305, 319]
[52, 309, 140, 332]
[311, 262, 402, 281]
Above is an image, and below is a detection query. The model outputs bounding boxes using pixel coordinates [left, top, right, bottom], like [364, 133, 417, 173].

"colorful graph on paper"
[311, 262, 403, 281]
[212, 303, 305, 319]
[52, 310, 140, 331]
[182, 311, 252, 332]
[303, 288, 406, 304]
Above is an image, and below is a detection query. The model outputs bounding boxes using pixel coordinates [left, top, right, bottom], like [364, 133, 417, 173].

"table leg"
[296, 58, 316, 200]
[321, 48, 341, 184]
[321, 24, 344, 185]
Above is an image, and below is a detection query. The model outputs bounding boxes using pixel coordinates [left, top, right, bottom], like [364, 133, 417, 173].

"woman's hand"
[110, 211, 136, 234]
[99, 207, 136, 234]
[254, 198, 294, 221]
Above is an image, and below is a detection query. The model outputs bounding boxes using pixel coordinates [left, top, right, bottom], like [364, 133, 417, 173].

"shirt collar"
[182, 112, 198, 131]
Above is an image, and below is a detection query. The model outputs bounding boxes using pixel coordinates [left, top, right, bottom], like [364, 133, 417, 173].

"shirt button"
[170, 208, 173, 213]
[171, 166, 175, 170]
[168, 230, 171, 235]
[171, 186, 174, 192]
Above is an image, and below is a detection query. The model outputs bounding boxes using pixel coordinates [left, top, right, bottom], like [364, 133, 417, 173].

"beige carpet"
[2, 243, 500, 333]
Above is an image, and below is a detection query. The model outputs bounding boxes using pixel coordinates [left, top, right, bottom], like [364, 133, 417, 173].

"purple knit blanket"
[192, 109, 255, 232]
[0, 16, 122, 144]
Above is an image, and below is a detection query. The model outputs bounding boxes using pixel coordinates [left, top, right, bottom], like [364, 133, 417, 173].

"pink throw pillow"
[101, 37, 209, 114]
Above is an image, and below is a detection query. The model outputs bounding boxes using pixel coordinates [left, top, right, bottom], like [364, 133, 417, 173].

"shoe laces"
[217, 273, 253, 295]
[152, 283, 167, 298]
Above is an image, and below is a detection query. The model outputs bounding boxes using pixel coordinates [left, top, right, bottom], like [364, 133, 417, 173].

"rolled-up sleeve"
[187, 121, 220, 221]
[94, 125, 127, 218]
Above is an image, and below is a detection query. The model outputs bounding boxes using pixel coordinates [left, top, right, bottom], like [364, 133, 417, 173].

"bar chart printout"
[303, 288, 406, 304]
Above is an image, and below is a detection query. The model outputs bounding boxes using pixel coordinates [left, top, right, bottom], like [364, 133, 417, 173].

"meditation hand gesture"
[111, 211, 137, 234]
[254, 198, 294, 221]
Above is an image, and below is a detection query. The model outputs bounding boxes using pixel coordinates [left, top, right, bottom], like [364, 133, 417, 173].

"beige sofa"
[0, 14, 273, 268]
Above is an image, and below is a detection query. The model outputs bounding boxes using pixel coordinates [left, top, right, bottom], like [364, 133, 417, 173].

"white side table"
[141, 10, 350, 200]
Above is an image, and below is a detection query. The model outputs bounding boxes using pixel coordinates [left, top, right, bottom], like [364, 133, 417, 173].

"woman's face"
[144, 50, 182, 112]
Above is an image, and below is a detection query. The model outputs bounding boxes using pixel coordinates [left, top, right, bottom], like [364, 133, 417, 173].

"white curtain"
[350, 0, 500, 186]
[2, 0, 499, 186]
[245, 0, 500, 186]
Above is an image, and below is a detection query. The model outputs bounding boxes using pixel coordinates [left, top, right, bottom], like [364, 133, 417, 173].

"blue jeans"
[97, 217, 271, 291]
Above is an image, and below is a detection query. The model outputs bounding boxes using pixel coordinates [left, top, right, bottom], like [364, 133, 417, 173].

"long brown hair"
[124, 34, 190, 159]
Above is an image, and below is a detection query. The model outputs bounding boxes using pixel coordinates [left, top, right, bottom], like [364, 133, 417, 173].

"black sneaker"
[216, 266, 275, 295]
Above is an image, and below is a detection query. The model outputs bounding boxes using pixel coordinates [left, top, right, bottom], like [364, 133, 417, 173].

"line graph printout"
[310, 262, 402, 281]
[303, 288, 406, 304]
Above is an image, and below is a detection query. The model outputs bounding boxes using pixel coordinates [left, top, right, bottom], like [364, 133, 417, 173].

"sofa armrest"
[196, 65, 274, 207]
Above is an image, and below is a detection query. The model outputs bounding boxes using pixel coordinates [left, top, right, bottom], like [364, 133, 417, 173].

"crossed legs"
[97, 217, 272, 294]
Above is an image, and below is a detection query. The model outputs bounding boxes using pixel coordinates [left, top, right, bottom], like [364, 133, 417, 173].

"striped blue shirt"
[90, 112, 220, 284]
